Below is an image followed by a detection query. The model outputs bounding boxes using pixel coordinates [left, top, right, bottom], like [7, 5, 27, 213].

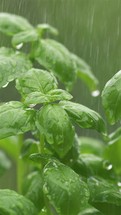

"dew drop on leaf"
[91, 90, 100, 97]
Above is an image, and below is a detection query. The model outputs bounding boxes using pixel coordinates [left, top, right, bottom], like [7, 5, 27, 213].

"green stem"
[39, 133, 45, 154]
[17, 134, 24, 194]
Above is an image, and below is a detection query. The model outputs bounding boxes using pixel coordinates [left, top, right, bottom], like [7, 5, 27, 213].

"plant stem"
[17, 134, 24, 194]
[39, 133, 45, 154]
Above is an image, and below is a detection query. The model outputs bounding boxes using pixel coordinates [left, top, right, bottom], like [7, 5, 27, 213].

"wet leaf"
[16, 68, 58, 98]
[20, 139, 38, 159]
[0, 189, 37, 214]
[102, 70, 121, 124]
[36, 104, 75, 158]
[60, 101, 106, 136]
[71, 53, 99, 92]
[12, 30, 38, 47]
[0, 101, 35, 139]
[0, 13, 33, 36]
[0, 150, 11, 176]
[88, 177, 121, 215]
[73, 154, 113, 178]
[24, 89, 72, 106]
[32, 39, 77, 91]
[0, 47, 32, 88]
[23, 171, 44, 212]
[43, 160, 89, 215]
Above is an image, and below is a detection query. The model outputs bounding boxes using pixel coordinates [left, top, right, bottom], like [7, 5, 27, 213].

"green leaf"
[16, 68, 58, 98]
[36, 104, 75, 158]
[0, 150, 11, 176]
[0, 101, 35, 140]
[36, 24, 58, 36]
[71, 53, 99, 92]
[88, 177, 121, 215]
[102, 70, 121, 124]
[30, 153, 54, 165]
[32, 39, 77, 91]
[43, 160, 89, 215]
[0, 47, 32, 88]
[24, 89, 72, 106]
[23, 171, 44, 212]
[73, 154, 114, 178]
[60, 101, 106, 136]
[0, 189, 37, 214]
[0, 13, 33, 36]
[78, 137, 105, 157]
[105, 128, 121, 175]
[12, 30, 38, 47]
[78, 204, 103, 215]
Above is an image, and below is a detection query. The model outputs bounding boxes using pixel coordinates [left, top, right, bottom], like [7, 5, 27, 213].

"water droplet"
[91, 90, 100, 97]
[117, 182, 121, 187]
[16, 43, 23, 50]
[2, 82, 9, 88]
[103, 160, 113, 170]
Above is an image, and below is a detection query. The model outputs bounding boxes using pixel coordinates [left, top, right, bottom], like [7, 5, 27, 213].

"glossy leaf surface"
[36, 104, 75, 158]
[0, 101, 35, 139]
[32, 39, 76, 91]
[16, 68, 58, 98]
[43, 160, 89, 215]
[0, 13, 33, 36]
[0, 189, 37, 215]
[0, 47, 32, 88]
[25, 89, 72, 105]
[102, 70, 121, 124]
[60, 101, 106, 135]
[88, 177, 121, 215]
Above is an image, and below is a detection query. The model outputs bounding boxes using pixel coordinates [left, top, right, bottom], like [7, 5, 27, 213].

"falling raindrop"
[91, 90, 100, 97]
[16, 43, 23, 50]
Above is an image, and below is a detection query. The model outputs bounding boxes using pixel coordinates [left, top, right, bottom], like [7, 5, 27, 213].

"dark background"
[0, 0, 121, 188]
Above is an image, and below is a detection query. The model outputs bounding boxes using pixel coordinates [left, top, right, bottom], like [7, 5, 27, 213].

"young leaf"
[16, 68, 58, 98]
[23, 171, 44, 212]
[12, 30, 38, 47]
[0, 150, 11, 176]
[36, 24, 58, 36]
[0, 189, 37, 214]
[0, 101, 35, 139]
[0, 47, 32, 88]
[102, 70, 121, 124]
[71, 53, 99, 92]
[0, 13, 33, 36]
[24, 89, 72, 106]
[60, 101, 106, 136]
[32, 39, 77, 91]
[88, 177, 121, 215]
[43, 160, 89, 215]
[36, 104, 75, 158]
